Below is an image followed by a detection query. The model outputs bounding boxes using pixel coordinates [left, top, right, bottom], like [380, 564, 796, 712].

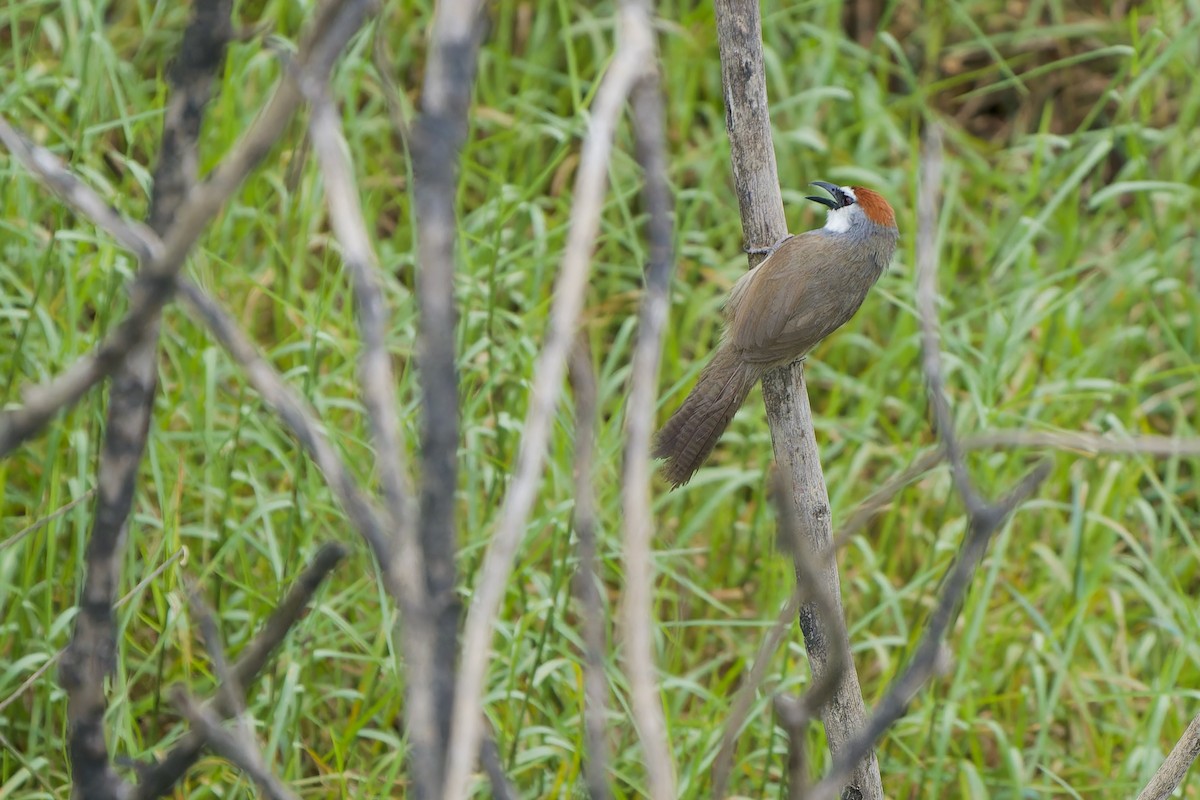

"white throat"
[823, 205, 853, 233]
[821, 185, 856, 233]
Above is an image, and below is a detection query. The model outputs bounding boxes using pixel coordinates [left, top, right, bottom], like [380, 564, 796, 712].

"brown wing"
[727, 233, 863, 365]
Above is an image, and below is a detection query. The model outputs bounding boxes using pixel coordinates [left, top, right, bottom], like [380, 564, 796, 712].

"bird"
[653, 181, 898, 488]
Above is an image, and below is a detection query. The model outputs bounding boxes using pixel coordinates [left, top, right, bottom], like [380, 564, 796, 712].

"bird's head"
[806, 181, 896, 234]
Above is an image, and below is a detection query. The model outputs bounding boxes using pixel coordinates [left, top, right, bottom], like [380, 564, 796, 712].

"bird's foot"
[745, 233, 794, 256]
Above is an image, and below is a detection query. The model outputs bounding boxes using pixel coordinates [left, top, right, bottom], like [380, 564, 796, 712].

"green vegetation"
[2, 0, 1198, 797]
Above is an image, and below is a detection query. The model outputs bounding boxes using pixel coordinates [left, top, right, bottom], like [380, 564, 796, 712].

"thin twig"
[619, 3, 677, 798]
[184, 581, 247, 731]
[569, 337, 613, 800]
[441, 6, 654, 797]
[304, 80, 421, 598]
[714, 470, 856, 798]
[135, 542, 347, 799]
[479, 726, 518, 800]
[172, 689, 301, 800]
[175, 279, 395, 564]
[712, 587, 803, 798]
[963, 429, 1200, 458]
[775, 694, 811, 800]
[0, 121, 161, 262]
[807, 465, 1049, 800]
[835, 427, 1200, 550]
[304, 69, 446, 800]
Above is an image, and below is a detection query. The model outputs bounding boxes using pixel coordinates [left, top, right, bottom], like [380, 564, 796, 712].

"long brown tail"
[653, 344, 760, 488]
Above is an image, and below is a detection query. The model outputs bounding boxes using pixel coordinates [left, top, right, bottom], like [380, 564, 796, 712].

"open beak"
[806, 181, 847, 210]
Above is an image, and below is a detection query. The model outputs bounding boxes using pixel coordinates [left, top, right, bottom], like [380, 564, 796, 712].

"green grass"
[2, 0, 1199, 797]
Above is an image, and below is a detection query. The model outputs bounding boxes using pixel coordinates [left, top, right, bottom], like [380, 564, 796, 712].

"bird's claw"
[744, 233, 794, 256]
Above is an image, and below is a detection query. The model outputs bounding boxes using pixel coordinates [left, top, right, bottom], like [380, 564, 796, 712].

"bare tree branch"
[963, 429, 1200, 457]
[775, 694, 812, 800]
[1138, 712, 1200, 800]
[712, 1, 882, 795]
[712, 586, 803, 797]
[714, 467, 856, 798]
[135, 543, 347, 799]
[478, 725, 518, 800]
[807, 124, 1050, 800]
[177, 278, 395, 546]
[441, 5, 655, 797]
[835, 427, 1200, 550]
[569, 338, 613, 800]
[0, 0, 371, 458]
[57, 4, 233, 796]
[619, 4, 677, 798]
[303, 69, 446, 800]
[172, 690, 300, 800]
[807, 465, 1048, 800]
[403, 1, 487, 795]
[305, 81, 420, 591]
[0, 122, 160, 262]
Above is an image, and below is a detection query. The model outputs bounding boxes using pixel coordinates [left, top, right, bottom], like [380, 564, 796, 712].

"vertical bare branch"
[407, 2, 486, 795]
[775, 694, 812, 800]
[713, 0, 882, 795]
[305, 85, 419, 578]
[620, 7, 678, 795]
[569, 338, 613, 800]
[57, 4, 233, 797]
[442, 5, 655, 796]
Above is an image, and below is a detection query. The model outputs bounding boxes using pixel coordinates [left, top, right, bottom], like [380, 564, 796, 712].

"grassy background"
[2, 0, 1199, 797]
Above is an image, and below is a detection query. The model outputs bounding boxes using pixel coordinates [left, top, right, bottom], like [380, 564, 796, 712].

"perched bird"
[653, 182, 898, 488]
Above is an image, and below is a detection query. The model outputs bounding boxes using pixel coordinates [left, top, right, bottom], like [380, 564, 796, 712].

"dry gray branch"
[712, 587, 803, 797]
[441, 6, 655, 797]
[807, 465, 1048, 800]
[964, 429, 1200, 457]
[619, 3, 677, 797]
[835, 428, 1200, 550]
[806, 124, 1050, 800]
[0, 122, 160, 262]
[1137, 713, 1200, 800]
[135, 543, 346, 799]
[304, 70, 451, 800]
[712, 0, 881, 795]
[305, 83, 420, 590]
[408, 2, 486, 795]
[172, 690, 300, 800]
[569, 338, 613, 800]
[479, 726, 518, 800]
[775, 694, 812, 800]
[0, 0, 371, 458]
[175, 280, 395, 561]
[57, 4, 233, 796]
